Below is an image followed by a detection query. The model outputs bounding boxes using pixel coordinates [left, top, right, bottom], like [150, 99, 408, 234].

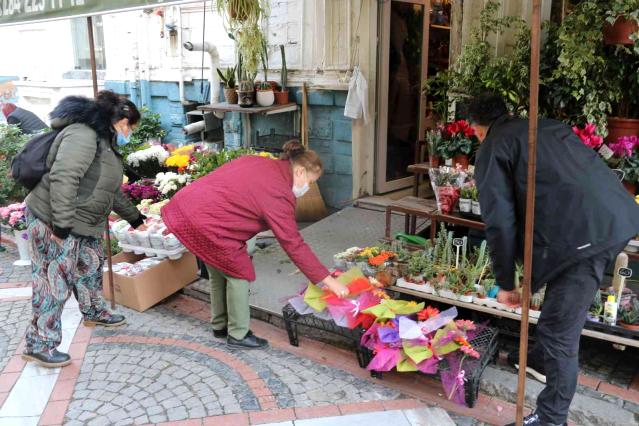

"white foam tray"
[118, 242, 186, 260]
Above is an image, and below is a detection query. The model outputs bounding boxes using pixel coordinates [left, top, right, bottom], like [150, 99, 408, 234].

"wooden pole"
[516, 1, 542, 424]
[87, 16, 115, 310]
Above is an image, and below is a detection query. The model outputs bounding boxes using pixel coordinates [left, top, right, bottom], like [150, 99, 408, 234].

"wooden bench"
[385, 196, 438, 238]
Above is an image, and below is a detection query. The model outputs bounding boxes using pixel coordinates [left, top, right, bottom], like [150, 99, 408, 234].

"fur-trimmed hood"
[49, 96, 113, 139]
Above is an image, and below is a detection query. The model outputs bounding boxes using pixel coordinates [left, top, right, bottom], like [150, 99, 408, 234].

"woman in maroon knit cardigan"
[162, 141, 349, 349]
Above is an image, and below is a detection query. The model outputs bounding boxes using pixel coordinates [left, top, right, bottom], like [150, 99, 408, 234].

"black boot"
[22, 349, 71, 368]
[84, 313, 126, 327]
[213, 328, 228, 338]
[505, 413, 566, 426]
[227, 330, 268, 349]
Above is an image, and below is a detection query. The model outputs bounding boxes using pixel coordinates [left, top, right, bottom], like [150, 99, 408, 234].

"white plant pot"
[396, 279, 434, 294]
[459, 198, 471, 213]
[256, 90, 275, 107]
[13, 230, 31, 266]
[473, 296, 490, 306]
[459, 294, 474, 303]
[471, 201, 481, 216]
[438, 290, 458, 300]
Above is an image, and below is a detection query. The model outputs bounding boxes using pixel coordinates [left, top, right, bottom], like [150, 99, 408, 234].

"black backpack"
[10, 130, 60, 190]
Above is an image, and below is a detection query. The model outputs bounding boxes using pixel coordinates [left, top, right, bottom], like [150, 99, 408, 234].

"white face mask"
[293, 183, 310, 198]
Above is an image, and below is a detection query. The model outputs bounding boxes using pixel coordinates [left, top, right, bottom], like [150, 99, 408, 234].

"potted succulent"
[439, 272, 459, 300]
[217, 66, 238, 104]
[274, 44, 290, 105]
[256, 81, 275, 107]
[238, 78, 255, 107]
[426, 127, 445, 167]
[471, 186, 481, 216]
[619, 298, 639, 331]
[602, 0, 639, 45]
[459, 184, 473, 213]
[587, 290, 603, 322]
[407, 253, 425, 284]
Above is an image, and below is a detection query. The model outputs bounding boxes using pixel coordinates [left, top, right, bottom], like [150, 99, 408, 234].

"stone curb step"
[480, 366, 638, 426]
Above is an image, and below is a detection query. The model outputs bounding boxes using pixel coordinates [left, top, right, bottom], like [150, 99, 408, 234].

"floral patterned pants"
[25, 212, 113, 353]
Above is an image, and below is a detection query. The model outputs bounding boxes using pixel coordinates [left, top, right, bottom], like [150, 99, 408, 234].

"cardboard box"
[103, 251, 198, 312]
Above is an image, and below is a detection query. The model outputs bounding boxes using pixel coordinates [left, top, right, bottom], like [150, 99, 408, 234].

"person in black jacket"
[2, 103, 47, 134]
[469, 95, 639, 426]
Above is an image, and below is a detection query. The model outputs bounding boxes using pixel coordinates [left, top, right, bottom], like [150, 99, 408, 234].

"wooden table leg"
[430, 216, 438, 240]
[404, 212, 410, 234]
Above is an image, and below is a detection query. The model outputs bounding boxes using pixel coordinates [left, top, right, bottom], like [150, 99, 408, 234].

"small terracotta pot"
[623, 181, 637, 195]
[453, 154, 469, 169]
[606, 116, 639, 143]
[274, 90, 289, 105]
[224, 88, 238, 105]
[429, 155, 441, 167]
[603, 16, 639, 45]
[619, 321, 639, 331]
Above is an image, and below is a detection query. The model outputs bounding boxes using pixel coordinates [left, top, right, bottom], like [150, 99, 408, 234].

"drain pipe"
[183, 41, 221, 104]
[175, 6, 186, 104]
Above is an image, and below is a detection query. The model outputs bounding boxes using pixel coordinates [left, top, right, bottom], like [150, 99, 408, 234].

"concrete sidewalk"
[261, 407, 456, 426]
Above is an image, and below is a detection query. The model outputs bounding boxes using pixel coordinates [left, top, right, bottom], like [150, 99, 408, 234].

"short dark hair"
[467, 94, 508, 126]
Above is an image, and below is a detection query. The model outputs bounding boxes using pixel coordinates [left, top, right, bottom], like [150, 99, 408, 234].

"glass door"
[376, 0, 430, 193]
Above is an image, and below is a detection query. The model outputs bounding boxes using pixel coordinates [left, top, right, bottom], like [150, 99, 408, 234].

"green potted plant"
[215, 0, 266, 26]
[459, 184, 473, 214]
[274, 44, 289, 105]
[423, 1, 530, 117]
[426, 127, 445, 167]
[255, 41, 275, 107]
[619, 298, 639, 331]
[470, 186, 481, 216]
[587, 290, 603, 322]
[217, 66, 237, 104]
[602, 0, 639, 45]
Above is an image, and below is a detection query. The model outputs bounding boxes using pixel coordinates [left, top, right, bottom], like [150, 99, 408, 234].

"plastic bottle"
[604, 295, 618, 326]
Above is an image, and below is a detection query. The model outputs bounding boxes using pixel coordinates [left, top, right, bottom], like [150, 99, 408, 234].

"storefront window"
[71, 16, 106, 70]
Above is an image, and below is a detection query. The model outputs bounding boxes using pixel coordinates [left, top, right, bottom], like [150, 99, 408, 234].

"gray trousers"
[532, 243, 626, 424]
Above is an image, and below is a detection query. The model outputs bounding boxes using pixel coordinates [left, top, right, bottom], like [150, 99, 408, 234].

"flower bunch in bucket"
[429, 166, 468, 214]
[0, 202, 27, 231]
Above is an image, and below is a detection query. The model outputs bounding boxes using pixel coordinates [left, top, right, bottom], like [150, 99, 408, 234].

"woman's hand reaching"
[322, 276, 350, 298]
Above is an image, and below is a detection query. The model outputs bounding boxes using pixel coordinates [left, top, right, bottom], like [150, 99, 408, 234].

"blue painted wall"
[107, 80, 353, 208]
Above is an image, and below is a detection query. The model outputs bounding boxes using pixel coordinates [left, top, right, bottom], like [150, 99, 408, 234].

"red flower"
[417, 306, 440, 321]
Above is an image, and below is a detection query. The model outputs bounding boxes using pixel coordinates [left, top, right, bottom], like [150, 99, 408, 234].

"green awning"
[0, 0, 195, 27]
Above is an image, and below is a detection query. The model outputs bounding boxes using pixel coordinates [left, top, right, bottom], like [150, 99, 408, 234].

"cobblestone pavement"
[0, 245, 32, 284]
[0, 299, 30, 372]
[62, 306, 401, 426]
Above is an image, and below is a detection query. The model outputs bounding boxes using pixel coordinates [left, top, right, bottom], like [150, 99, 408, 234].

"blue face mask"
[117, 132, 130, 146]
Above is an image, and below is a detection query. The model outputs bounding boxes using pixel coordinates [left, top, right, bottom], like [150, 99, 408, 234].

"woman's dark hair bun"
[280, 140, 306, 160]
[96, 90, 141, 126]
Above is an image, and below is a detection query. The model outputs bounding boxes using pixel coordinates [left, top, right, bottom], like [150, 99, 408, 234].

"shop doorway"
[375, 0, 452, 194]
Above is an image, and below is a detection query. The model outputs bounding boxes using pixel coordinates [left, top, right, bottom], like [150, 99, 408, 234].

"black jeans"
[531, 243, 626, 424]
